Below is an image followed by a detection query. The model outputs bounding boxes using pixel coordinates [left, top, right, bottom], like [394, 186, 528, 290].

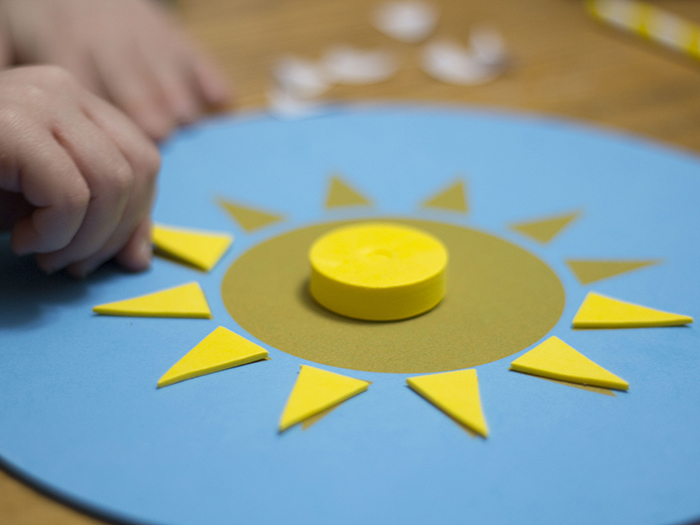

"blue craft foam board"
[1, 106, 699, 525]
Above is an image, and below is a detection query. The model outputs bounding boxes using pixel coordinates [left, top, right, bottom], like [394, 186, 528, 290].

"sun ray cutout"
[153, 223, 233, 272]
[422, 179, 468, 213]
[573, 292, 693, 328]
[218, 197, 284, 232]
[93, 282, 211, 319]
[301, 404, 341, 430]
[510, 336, 629, 390]
[158, 326, 269, 388]
[407, 369, 489, 438]
[537, 375, 615, 397]
[325, 175, 373, 208]
[510, 211, 580, 244]
[566, 259, 660, 285]
[279, 365, 370, 432]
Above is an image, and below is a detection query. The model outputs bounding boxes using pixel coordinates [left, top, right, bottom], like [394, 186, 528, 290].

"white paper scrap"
[272, 56, 330, 99]
[470, 26, 509, 67]
[421, 37, 506, 86]
[372, 1, 439, 43]
[267, 87, 327, 119]
[323, 46, 400, 85]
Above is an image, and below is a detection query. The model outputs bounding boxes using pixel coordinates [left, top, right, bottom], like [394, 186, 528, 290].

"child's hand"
[0, 66, 161, 277]
[0, 0, 230, 141]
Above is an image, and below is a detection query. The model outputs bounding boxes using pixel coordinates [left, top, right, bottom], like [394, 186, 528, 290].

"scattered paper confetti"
[323, 46, 399, 85]
[267, 86, 329, 119]
[272, 56, 330, 99]
[421, 37, 505, 86]
[372, 1, 439, 43]
[469, 25, 509, 67]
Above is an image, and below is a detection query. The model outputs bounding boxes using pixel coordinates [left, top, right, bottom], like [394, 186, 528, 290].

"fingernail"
[139, 238, 153, 268]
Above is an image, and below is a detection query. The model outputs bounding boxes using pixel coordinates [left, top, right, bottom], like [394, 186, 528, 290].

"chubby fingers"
[35, 114, 135, 273]
[6, 126, 90, 256]
[59, 93, 160, 277]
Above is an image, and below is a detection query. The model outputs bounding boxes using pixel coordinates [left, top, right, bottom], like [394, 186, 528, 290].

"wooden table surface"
[3, 0, 700, 523]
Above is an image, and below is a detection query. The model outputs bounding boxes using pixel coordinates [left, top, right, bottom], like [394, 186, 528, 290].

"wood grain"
[3, 0, 700, 523]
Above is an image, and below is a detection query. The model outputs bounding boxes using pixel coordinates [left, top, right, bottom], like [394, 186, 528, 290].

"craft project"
[218, 198, 284, 232]
[158, 326, 268, 388]
[510, 211, 579, 244]
[279, 365, 370, 431]
[407, 369, 489, 438]
[325, 175, 372, 208]
[421, 179, 468, 213]
[510, 336, 629, 390]
[308, 222, 448, 320]
[93, 282, 211, 319]
[153, 224, 233, 272]
[572, 291, 693, 328]
[3, 109, 700, 525]
[565, 259, 659, 285]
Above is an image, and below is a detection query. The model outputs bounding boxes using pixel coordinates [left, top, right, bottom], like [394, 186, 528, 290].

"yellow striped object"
[586, 0, 700, 60]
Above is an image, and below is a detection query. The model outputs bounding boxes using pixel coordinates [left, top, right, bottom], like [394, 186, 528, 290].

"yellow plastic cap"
[309, 222, 448, 321]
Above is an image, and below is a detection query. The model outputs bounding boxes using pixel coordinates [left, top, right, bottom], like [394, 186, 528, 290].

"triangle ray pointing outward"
[565, 259, 659, 285]
[279, 365, 370, 432]
[158, 326, 269, 388]
[93, 282, 211, 319]
[510, 336, 629, 390]
[325, 175, 372, 208]
[153, 223, 234, 272]
[407, 369, 489, 438]
[422, 180, 468, 213]
[218, 198, 284, 232]
[510, 211, 579, 244]
[573, 292, 693, 328]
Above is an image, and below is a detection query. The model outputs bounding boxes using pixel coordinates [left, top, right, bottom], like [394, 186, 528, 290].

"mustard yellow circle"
[309, 222, 448, 321]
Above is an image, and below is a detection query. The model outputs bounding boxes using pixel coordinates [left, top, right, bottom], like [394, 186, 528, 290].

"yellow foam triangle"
[422, 180, 468, 213]
[301, 404, 340, 430]
[510, 336, 629, 390]
[325, 175, 372, 208]
[93, 282, 211, 319]
[566, 259, 659, 285]
[407, 369, 489, 438]
[573, 292, 693, 328]
[158, 326, 268, 388]
[153, 223, 233, 271]
[279, 365, 370, 432]
[510, 211, 579, 244]
[218, 198, 284, 232]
